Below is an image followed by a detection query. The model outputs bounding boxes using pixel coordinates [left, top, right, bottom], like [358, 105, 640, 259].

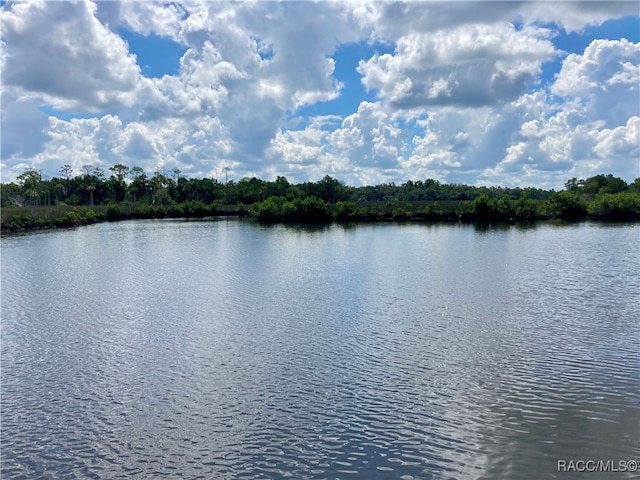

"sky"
[1, 1, 639, 188]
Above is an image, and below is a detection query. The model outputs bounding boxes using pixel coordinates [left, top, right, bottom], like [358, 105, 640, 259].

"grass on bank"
[0, 201, 244, 233]
[2, 192, 639, 234]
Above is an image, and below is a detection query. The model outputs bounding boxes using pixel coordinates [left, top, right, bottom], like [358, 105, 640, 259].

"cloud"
[1, 1, 638, 188]
[348, 1, 637, 43]
[15, 114, 228, 181]
[1, 0, 143, 112]
[480, 108, 640, 187]
[519, 1, 639, 32]
[552, 39, 640, 126]
[358, 23, 557, 108]
[149, 40, 246, 117]
[0, 93, 50, 160]
[330, 101, 405, 170]
[400, 91, 552, 185]
[27, 116, 110, 177]
[594, 116, 640, 162]
[119, 1, 354, 163]
[268, 120, 328, 169]
[105, 0, 186, 40]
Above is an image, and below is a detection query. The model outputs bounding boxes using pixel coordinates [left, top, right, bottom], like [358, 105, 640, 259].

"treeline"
[1, 165, 639, 231]
[1, 164, 557, 208]
[248, 188, 640, 223]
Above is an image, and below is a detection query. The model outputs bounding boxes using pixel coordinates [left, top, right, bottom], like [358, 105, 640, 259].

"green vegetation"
[1, 165, 638, 233]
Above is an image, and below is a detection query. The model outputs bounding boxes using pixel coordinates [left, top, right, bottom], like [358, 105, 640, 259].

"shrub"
[106, 202, 121, 220]
[336, 201, 364, 221]
[392, 208, 411, 220]
[513, 197, 539, 222]
[421, 202, 441, 220]
[546, 192, 587, 218]
[299, 196, 333, 221]
[588, 192, 640, 219]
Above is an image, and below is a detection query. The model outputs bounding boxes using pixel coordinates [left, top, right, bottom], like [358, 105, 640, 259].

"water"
[1, 219, 639, 479]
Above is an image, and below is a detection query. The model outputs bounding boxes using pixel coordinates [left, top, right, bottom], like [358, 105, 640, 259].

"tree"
[514, 196, 539, 222]
[54, 182, 64, 203]
[588, 192, 640, 218]
[4, 183, 26, 207]
[582, 174, 627, 195]
[109, 164, 130, 182]
[81, 164, 95, 177]
[130, 167, 148, 202]
[59, 164, 74, 180]
[564, 177, 584, 193]
[472, 194, 513, 220]
[316, 175, 343, 203]
[299, 196, 333, 220]
[87, 185, 96, 206]
[108, 164, 129, 202]
[546, 191, 587, 218]
[149, 172, 172, 204]
[16, 168, 43, 206]
[265, 175, 290, 197]
[472, 194, 492, 219]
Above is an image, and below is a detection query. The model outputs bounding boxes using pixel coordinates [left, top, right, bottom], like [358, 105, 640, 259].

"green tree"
[564, 177, 583, 193]
[317, 175, 343, 203]
[588, 192, 640, 218]
[582, 174, 628, 195]
[336, 201, 364, 221]
[513, 196, 539, 222]
[109, 164, 129, 182]
[300, 196, 333, 220]
[248, 196, 285, 221]
[264, 176, 290, 198]
[130, 166, 148, 202]
[16, 168, 43, 206]
[546, 191, 587, 218]
[107, 164, 129, 203]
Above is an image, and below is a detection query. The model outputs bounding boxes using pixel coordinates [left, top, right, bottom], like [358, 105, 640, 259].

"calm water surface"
[1, 219, 639, 479]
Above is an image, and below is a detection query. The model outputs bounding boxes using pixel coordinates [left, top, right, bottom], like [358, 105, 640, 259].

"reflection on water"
[2, 219, 639, 479]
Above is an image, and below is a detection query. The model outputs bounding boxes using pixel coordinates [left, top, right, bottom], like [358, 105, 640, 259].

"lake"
[1, 219, 638, 479]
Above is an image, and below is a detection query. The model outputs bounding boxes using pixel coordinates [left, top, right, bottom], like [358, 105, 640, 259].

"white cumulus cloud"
[1, 0, 143, 112]
[1, 1, 638, 187]
[358, 23, 557, 108]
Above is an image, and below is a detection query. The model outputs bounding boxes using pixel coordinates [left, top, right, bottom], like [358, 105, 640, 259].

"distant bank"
[2, 172, 638, 233]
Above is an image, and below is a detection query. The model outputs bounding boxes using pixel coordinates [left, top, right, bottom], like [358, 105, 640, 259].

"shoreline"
[2, 202, 637, 236]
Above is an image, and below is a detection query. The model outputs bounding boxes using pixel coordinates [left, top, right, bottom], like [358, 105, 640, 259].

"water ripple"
[2, 221, 639, 479]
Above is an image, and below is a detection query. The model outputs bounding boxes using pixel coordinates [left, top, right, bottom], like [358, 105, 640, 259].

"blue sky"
[120, 30, 187, 79]
[297, 41, 395, 118]
[1, 1, 639, 188]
